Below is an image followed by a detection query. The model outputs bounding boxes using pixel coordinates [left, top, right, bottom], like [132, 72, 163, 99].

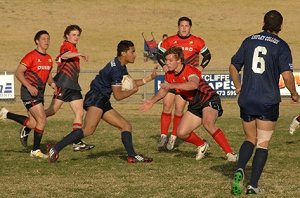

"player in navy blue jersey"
[229, 10, 299, 195]
[47, 40, 157, 163]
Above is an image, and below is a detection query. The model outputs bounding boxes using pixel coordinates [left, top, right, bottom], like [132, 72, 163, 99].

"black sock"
[121, 131, 136, 157]
[54, 129, 84, 152]
[7, 112, 28, 125]
[33, 131, 43, 151]
[250, 148, 268, 188]
[237, 141, 255, 170]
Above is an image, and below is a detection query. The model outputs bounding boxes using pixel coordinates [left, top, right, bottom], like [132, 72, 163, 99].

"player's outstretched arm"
[140, 87, 168, 112]
[134, 65, 159, 87]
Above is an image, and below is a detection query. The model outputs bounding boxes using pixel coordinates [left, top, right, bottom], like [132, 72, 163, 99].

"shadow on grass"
[210, 163, 252, 180]
[86, 148, 127, 160]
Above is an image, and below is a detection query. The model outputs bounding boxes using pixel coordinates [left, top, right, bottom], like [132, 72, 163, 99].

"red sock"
[73, 123, 82, 131]
[172, 114, 182, 136]
[23, 118, 29, 126]
[212, 128, 232, 154]
[184, 132, 205, 147]
[161, 112, 172, 135]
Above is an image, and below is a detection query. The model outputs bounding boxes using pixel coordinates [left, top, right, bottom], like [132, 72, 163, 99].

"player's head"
[34, 30, 49, 45]
[64, 24, 82, 44]
[162, 34, 168, 40]
[164, 47, 184, 71]
[177, 16, 192, 37]
[262, 10, 283, 34]
[34, 30, 50, 51]
[117, 40, 136, 63]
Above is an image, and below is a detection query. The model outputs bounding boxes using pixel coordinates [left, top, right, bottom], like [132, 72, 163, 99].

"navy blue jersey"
[89, 57, 128, 98]
[231, 31, 293, 115]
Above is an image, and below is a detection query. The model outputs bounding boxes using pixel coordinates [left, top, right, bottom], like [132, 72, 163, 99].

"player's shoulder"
[61, 40, 76, 50]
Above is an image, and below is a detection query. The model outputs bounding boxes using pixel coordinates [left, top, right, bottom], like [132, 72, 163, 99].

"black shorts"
[187, 95, 223, 118]
[168, 89, 181, 95]
[22, 99, 44, 111]
[54, 87, 82, 102]
[83, 90, 113, 114]
[240, 104, 279, 122]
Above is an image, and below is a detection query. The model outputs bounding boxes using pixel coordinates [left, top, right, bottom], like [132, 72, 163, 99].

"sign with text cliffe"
[154, 74, 237, 97]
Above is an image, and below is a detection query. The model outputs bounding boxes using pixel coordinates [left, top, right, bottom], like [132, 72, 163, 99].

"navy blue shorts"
[83, 90, 113, 114]
[53, 87, 82, 102]
[188, 95, 223, 118]
[240, 104, 279, 122]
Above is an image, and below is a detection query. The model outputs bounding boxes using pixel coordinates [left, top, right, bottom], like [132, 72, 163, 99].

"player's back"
[236, 31, 292, 113]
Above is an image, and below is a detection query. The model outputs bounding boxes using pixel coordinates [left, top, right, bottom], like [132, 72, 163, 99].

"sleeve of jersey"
[230, 41, 246, 72]
[20, 53, 33, 68]
[278, 43, 293, 73]
[111, 65, 123, 86]
[60, 42, 74, 55]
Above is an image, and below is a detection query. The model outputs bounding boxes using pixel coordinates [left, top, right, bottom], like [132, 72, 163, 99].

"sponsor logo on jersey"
[110, 59, 116, 67]
[182, 46, 193, 52]
[37, 65, 51, 70]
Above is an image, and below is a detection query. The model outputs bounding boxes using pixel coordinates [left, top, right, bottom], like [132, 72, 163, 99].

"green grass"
[0, 100, 300, 198]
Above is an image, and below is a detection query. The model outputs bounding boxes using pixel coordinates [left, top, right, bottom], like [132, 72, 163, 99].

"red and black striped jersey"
[20, 49, 53, 90]
[160, 34, 207, 67]
[54, 40, 81, 90]
[165, 64, 216, 105]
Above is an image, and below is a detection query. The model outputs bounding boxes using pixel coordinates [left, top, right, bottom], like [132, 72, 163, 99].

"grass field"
[0, 99, 299, 198]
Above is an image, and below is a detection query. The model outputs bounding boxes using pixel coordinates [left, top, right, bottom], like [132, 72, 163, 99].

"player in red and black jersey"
[141, 47, 237, 161]
[19, 25, 94, 151]
[46, 24, 94, 151]
[0, 30, 56, 159]
[156, 16, 212, 151]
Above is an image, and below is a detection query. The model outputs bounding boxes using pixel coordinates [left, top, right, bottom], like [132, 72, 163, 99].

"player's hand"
[162, 65, 168, 73]
[140, 100, 154, 112]
[27, 85, 38, 96]
[235, 87, 241, 95]
[291, 93, 299, 102]
[150, 65, 159, 79]
[80, 53, 88, 62]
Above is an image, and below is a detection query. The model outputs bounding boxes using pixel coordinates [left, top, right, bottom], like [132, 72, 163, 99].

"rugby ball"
[121, 75, 134, 90]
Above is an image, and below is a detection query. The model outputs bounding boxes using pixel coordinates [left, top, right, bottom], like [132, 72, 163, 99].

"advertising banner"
[154, 74, 237, 97]
[0, 74, 15, 99]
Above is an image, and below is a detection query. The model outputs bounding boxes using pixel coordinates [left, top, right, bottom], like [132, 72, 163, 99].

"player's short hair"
[63, 24, 82, 39]
[117, 40, 134, 56]
[262, 10, 283, 33]
[162, 34, 168, 38]
[164, 46, 184, 63]
[34, 30, 49, 45]
[178, 16, 192, 26]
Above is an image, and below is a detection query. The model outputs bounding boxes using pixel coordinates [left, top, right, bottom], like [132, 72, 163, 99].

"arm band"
[200, 49, 211, 68]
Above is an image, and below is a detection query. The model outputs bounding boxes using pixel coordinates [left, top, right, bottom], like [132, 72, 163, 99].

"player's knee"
[202, 121, 214, 132]
[121, 121, 132, 132]
[256, 129, 273, 149]
[83, 126, 96, 137]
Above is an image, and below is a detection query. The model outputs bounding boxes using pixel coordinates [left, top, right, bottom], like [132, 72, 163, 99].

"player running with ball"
[48, 40, 157, 163]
